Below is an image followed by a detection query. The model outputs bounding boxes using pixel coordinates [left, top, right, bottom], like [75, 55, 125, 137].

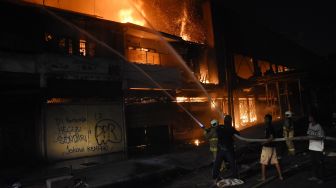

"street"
[158, 150, 336, 188]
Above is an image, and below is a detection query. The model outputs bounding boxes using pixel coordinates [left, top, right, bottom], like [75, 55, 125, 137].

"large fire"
[24, 0, 146, 26]
[199, 63, 211, 84]
[179, 2, 191, 41]
[118, 0, 146, 26]
[176, 96, 258, 130]
[23, 0, 205, 43]
[119, 9, 144, 26]
[237, 98, 257, 128]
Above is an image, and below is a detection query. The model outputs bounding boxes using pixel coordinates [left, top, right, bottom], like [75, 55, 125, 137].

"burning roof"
[23, 0, 206, 43]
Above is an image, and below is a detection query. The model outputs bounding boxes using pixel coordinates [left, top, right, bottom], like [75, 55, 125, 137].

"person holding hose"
[283, 111, 295, 155]
[204, 119, 226, 171]
[212, 115, 239, 183]
[260, 114, 283, 181]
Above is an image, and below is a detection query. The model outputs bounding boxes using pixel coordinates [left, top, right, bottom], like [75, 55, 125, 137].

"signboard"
[45, 104, 125, 160]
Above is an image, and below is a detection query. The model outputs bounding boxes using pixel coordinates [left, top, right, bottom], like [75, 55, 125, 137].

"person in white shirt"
[306, 113, 325, 184]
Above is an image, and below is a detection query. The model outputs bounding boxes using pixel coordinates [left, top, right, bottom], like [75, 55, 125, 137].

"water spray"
[126, 1, 336, 145]
[41, 6, 206, 129]
[41, 3, 336, 145]
[128, 0, 226, 122]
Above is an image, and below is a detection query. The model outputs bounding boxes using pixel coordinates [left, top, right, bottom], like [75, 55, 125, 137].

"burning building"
[211, 2, 324, 129]
[0, 0, 325, 166]
[0, 0, 218, 163]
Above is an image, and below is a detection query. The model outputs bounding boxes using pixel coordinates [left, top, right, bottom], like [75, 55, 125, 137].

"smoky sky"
[225, 1, 336, 57]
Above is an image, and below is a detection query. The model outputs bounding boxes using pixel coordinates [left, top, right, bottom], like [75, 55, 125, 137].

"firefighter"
[204, 119, 220, 161]
[283, 111, 295, 155]
[204, 119, 226, 171]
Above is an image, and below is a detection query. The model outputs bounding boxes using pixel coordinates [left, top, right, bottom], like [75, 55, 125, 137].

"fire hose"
[234, 134, 336, 142]
[234, 134, 336, 157]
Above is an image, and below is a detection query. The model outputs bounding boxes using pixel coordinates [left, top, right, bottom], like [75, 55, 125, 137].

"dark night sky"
[225, 1, 336, 57]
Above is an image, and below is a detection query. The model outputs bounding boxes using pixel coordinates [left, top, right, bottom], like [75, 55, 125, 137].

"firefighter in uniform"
[204, 119, 226, 171]
[283, 111, 295, 155]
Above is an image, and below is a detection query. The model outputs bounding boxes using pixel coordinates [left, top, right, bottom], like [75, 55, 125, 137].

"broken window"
[234, 54, 254, 79]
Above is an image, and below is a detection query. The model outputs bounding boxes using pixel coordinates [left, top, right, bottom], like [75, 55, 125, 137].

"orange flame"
[24, 0, 147, 27]
[23, 0, 204, 42]
[180, 5, 191, 41]
[118, 0, 146, 26]
[194, 139, 200, 146]
[238, 98, 257, 128]
[199, 64, 210, 84]
[119, 8, 145, 26]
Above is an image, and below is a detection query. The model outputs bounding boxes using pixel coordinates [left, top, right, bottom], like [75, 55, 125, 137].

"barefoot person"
[260, 114, 283, 181]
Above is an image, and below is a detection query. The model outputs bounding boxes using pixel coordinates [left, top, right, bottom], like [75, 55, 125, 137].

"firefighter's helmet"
[285, 111, 293, 118]
[211, 119, 219, 127]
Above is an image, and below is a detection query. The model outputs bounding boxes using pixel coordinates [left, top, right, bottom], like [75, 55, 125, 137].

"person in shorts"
[260, 114, 283, 181]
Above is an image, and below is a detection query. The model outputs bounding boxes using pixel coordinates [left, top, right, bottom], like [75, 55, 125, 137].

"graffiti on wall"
[55, 117, 88, 145]
[95, 119, 122, 145]
[46, 105, 124, 160]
